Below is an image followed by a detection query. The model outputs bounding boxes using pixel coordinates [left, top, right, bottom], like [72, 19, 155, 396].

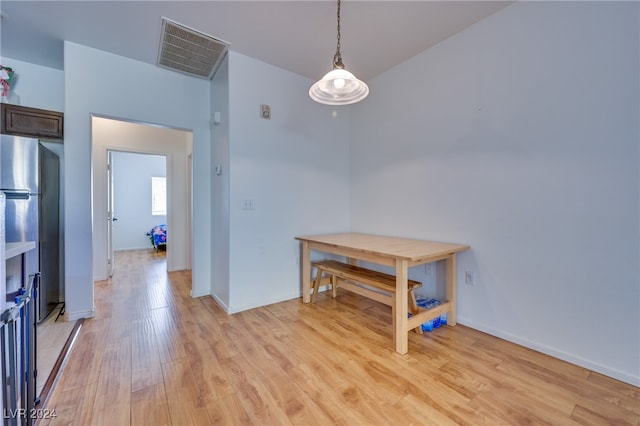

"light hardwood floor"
[36, 304, 76, 396]
[41, 249, 639, 425]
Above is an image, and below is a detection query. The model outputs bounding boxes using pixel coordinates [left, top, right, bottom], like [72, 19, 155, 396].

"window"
[151, 176, 167, 216]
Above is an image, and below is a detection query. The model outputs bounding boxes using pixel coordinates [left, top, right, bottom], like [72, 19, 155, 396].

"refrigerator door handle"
[1, 189, 31, 200]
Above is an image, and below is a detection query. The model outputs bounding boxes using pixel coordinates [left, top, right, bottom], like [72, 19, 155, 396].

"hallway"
[41, 249, 195, 424]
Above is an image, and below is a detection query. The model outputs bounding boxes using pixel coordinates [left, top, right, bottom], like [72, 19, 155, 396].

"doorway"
[91, 116, 193, 282]
[107, 151, 168, 275]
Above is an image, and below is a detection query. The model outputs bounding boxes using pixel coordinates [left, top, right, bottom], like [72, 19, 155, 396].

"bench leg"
[409, 291, 423, 335]
[311, 268, 323, 303]
[331, 274, 338, 298]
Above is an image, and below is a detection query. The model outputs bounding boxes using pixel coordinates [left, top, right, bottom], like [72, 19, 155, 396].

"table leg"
[394, 258, 409, 354]
[446, 254, 457, 326]
[301, 241, 311, 303]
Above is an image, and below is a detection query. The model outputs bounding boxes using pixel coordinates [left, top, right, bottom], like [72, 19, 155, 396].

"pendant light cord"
[333, 0, 344, 69]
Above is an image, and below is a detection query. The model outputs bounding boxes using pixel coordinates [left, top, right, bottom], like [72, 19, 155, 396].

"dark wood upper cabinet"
[1, 103, 64, 140]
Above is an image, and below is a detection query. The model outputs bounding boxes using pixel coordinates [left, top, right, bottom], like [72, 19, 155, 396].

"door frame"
[107, 150, 170, 275]
[107, 150, 115, 277]
[91, 115, 193, 281]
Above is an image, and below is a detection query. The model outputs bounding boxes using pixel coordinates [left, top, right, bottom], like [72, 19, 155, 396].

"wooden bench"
[311, 259, 424, 334]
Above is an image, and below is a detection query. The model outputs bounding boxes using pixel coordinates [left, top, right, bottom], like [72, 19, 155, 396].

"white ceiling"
[0, 1, 511, 81]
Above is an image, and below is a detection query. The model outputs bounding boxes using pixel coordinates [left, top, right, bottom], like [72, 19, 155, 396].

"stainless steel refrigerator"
[0, 134, 61, 323]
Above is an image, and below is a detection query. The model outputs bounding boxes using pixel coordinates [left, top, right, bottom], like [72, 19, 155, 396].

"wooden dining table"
[296, 233, 470, 354]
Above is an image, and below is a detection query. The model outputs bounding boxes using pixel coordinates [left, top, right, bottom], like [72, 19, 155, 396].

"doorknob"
[113, 217, 118, 221]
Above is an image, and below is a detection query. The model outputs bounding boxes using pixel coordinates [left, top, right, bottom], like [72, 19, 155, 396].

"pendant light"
[309, 0, 369, 106]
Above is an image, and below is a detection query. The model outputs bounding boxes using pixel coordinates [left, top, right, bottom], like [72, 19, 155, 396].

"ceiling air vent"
[157, 17, 230, 80]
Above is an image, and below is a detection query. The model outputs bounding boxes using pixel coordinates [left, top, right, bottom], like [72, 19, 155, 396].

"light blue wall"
[211, 55, 231, 308]
[0, 58, 64, 111]
[225, 51, 351, 313]
[112, 152, 166, 251]
[350, 2, 639, 385]
[63, 41, 211, 317]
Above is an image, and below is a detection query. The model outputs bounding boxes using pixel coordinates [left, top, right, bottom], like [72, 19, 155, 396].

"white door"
[106, 151, 116, 277]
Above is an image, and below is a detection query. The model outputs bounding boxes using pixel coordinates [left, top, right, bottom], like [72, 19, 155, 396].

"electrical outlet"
[242, 199, 255, 210]
[425, 263, 433, 276]
[464, 270, 475, 286]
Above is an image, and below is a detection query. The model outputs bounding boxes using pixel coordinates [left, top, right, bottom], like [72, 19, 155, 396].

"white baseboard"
[227, 291, 301, 315]
[210, 293, 231, 313]
[115, 246, 154, 251]
[65, 307, 96, 321]
[190, 288, 209, 298]
[217, 285, 331, 315]
[457, 316, 640, 387]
